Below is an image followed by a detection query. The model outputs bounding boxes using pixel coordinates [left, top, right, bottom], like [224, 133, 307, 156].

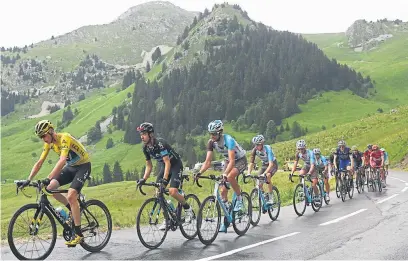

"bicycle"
[243, 173, 281, 226]
[194, 174, 251, 245]
[371, 166, 383, 192]
[356, 166, 366, 194]
[135, 173, 200, 249]
[8, 179, 112, 260]
[316, 169, 330, 205]
[289, 172, 322, 216]
[337, 168, 354, 202]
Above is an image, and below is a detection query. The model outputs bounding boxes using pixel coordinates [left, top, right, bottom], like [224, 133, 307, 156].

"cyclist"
[310, 148, 330, 202]
[370, 144, 385, 187]
[381, 148, 389, 174]
[21, 120, 91, 246]
[290, 140, 320, 204]
[329, 148, 339, 177]
[247, 134, 278, 205]
[196, 120, 247, 233]
[362, 144, 373, 180]
[351, 145, 363, 179]
[333, 140, 354, 180]
[136, 122, 194, 230]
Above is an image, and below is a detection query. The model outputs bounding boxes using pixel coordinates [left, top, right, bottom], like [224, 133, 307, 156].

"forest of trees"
[121, 22, 373, 155]
[1, 89, 30, 116]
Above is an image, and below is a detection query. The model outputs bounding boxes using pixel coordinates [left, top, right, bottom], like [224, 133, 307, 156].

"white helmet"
[313, 148, 321, 154]
[252, 134, 265, 145]
[338, 140, 346, 146]
[380, 148, 385, 152]
[296, 139, 306, 149]
[208, 120, 223, 133]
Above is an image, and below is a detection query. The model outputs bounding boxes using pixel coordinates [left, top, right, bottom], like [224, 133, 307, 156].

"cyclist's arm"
[224, 149, 236, 175]
[381, 153, 384, 167]
[333, 154, 337, 168]
[162, 155, 171, 180]
[28, 145, 50, 180]
[143, 160, 153, 180]
[247, 148, 256, 174]
[264, 146, 275, 174]
[291, 152, 299, 173]
[199, 151, 213, 174]
[48, 136, 71, 179]
[322, 156, 329, 173]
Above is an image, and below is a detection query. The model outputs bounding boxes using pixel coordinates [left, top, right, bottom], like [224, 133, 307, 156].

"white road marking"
[319, 209, 367, 226]
[401, 187, 408, 193]
[389, 176, 407, 183]
[376, 194, 399, 204]
[196, 232, 301, 261]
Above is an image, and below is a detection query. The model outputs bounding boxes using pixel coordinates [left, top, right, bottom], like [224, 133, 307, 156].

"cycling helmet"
[208, 120, 223, 133]
[372, 144, 379, 150]
[380, 148, 385, 152]
[331, 148, 336, 153]
[296, 139, 306, 149]
[367, 144, 372, 150]
[313, 148, 321, 154]
[252, 134, 265, 145]
[338, 140, 346, 146]
[351, 145, 358, 151]
[35, 120, 54, 137]
[137, 122, 154, 133]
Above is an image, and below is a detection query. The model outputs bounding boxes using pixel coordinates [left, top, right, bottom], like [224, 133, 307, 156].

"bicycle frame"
[213, 179, 237, 224]
[243, 174, 270, 212]
[290, 174, 314, 203]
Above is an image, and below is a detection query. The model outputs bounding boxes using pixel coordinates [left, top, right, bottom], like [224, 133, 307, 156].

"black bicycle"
[8, 179, 112, 260]
[136, 174, 200, 249]
[338, 169, 354, 202]
[356, 166, 366, 194]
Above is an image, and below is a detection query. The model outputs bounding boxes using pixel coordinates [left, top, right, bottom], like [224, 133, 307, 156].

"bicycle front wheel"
[250, 188, 261, 226]
[197, 196, 221, 245]
[232, 191, 251, 236]
[268, 186, 281, 221]
[80, 199, 112, 252]
[8, 203, 57, 260]
[136, 198, 168, 249]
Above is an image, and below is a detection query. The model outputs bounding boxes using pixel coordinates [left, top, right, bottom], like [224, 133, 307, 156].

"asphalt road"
[2, 170, 408, 260]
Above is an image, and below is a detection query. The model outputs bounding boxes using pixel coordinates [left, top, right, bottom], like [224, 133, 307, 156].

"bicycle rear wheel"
[80, 199, 112, 252]
[136, 198, 168, 249]
[179, 194, 200, 240]
[8, 204, 57, 260]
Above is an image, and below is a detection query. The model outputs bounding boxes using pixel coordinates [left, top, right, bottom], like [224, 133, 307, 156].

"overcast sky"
[1, 0, 407, 47]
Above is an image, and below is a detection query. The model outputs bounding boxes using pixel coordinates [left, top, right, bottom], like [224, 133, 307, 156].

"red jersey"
[370, 150, 383, 165]
[363, 150, 371, 165]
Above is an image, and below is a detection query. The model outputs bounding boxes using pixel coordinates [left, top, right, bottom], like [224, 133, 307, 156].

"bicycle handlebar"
[289, 173, 312, 183]
[243, 174, 270, 184]
[193, 174, 223, 188]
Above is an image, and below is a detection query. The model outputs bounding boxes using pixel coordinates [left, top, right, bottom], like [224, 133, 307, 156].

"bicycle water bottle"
[167, 200, 175, 212]
[55, 207, 68, 222]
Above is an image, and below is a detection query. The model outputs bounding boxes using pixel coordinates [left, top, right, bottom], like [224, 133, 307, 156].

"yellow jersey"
[40, 133, 90, 166]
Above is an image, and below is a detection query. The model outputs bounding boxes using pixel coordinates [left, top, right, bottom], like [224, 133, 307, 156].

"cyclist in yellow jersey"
[20, 120, 91, 247]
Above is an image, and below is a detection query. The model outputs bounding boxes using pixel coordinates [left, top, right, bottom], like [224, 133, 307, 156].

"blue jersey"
[295, 149, 315, 165]
[207, 134, 246, 160]
[383, 152, 388, 161]
[313, 155, 328, 169]
[250, 145, 276, 165]
[336, 147, 351, 161]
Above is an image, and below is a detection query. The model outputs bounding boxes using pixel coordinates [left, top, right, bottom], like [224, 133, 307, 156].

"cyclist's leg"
[258, 165, 267, 191]
[323, 168, 330, 197]
[50, 166, 75, 209]
[66, 162, 91, 245]
[228, 157, 247, 211]
[168, 161, 186, 204]
[310, 169, 319, 198]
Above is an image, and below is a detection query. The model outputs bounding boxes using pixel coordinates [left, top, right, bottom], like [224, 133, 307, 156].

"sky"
[1, 0, 407, 47]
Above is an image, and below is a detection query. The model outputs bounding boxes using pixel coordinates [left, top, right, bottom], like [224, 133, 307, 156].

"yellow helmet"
[35, 120, 54, 137]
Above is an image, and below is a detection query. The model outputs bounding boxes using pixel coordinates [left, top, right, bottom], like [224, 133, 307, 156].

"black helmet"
[137, 122, 154, 134]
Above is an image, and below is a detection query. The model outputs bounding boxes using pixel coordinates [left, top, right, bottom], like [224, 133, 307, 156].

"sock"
[74, 225, 83, 237]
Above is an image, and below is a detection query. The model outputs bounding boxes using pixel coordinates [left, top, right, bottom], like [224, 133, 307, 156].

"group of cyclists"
[21, 118, 390, 244]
